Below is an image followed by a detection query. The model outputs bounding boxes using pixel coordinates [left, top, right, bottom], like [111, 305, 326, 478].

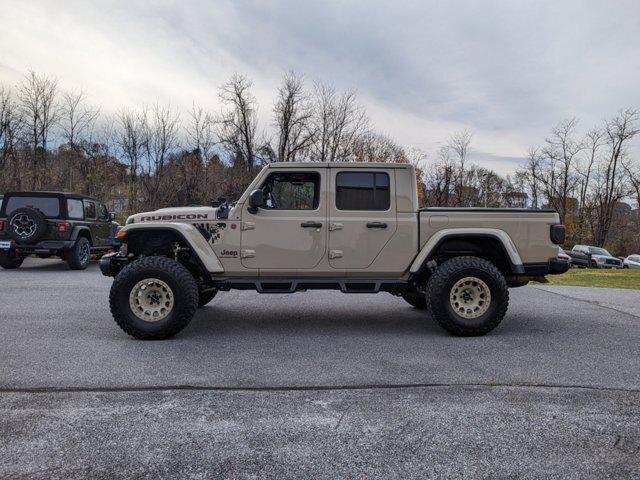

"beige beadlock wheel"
[449, 276, 491, 319]
[129, 278, 175, 322]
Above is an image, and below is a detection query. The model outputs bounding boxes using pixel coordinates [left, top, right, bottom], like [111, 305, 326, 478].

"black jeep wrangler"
[0, 192, 118, 270]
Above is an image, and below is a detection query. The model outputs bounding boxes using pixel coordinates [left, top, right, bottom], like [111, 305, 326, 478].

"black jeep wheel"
[8, 208, 47, 244]
[426, 256, 509, 336]
[109, 256, 198, 340]
[0, 251, 24, 269]
[198, 289, 218, 308]
[66, 237, 91, 270]
[401, 291, 428, 309]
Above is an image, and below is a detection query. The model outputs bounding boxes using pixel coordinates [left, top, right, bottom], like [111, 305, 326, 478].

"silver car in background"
[623, 255, 640, 269]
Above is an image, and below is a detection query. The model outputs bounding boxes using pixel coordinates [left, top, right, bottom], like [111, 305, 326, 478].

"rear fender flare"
[121, 222, 224, 273]
[69, 226, 93, 244]
[409, 228, 524, 274]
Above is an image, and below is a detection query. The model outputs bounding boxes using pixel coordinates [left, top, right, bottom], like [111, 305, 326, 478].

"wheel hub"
[449, 276, 491, 319]
[129, 278, 174, 322]
[12, 214, 36, 238]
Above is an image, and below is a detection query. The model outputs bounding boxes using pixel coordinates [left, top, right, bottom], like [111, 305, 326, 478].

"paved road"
[1, 258, 639, 478]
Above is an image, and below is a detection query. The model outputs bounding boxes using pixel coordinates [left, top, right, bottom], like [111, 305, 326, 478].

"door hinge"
[329, 250, 343, 259]
[241, 222, 255, 231]
[329, 222, 343, 231]
[241, 249, 255, 258]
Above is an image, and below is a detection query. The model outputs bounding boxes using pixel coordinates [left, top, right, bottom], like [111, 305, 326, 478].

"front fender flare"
[121, 222, 224, 273]
[409, 228, 524, 274]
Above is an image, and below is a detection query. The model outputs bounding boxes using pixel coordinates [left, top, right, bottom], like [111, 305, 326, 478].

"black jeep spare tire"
[426, 256, 509, 336]
[8, 208, 47, 244]
[110, 256, 198, 340]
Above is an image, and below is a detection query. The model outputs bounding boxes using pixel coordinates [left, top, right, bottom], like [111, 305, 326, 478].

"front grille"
[605, 259, 621, 266]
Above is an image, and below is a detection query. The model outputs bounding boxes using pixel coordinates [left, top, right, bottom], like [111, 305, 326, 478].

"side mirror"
[109, 212, 116, 221]
[248, 189, 264, 214]
[212, 196, 227, 207]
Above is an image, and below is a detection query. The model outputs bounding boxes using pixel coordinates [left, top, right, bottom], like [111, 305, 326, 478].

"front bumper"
[99, 252, 130, 277]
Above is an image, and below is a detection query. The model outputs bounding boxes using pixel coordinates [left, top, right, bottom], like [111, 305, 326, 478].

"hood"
[126, 206, 219, 224]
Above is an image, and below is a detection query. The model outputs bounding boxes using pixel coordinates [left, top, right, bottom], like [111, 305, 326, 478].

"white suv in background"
[623, 255, 640, 269]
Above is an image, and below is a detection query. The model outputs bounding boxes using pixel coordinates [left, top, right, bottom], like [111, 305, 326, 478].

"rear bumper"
[522, 258, 570, 276]
[3, 240, 76, 255]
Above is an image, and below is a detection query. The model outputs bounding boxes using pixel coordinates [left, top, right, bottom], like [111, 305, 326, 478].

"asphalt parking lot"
[1, 258, 639, 479]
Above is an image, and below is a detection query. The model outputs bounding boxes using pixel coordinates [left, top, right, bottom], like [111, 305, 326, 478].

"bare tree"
[351, 132, 407, 163]
[446, 130, 473, 206]
[537, 118, 583, 224]
[117, 108, 148, 213]
[186, 104, 216, 161]
[216, 74, 259, 172]
[0, 86, 24, 190]
[310, 82, 368, 162]
[273, 71, 315, 162]
[16, 71, 61, 189]
[424, 146, 456, 207]
[575, 128, 604, 242]
[592, 109, 639, 246]
[141, 104, 181, 209]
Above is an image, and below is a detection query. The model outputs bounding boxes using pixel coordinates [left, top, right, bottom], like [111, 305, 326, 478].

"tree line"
[0, 70, 638, 254]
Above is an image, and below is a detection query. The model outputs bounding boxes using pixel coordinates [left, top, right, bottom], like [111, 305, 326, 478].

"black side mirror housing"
[248, 189, 264, 214]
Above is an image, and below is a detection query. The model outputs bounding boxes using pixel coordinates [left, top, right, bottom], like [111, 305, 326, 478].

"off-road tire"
[0, 251, 24, 269]
[198, 289, 218, 308]
[401, 292, 428, 309]
[8, 207, 47, 244]
[66, 237, 91, 270]
[109, 256, 198, 340]
[426, 256, 509, 336]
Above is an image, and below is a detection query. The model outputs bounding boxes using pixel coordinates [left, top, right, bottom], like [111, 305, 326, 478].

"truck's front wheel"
[426, 256, 509, 336]
[109, 256, 198, 339]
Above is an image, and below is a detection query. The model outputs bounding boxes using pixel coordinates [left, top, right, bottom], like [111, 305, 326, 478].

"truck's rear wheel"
[426, 256, 509, 336]
[401, 291, 428, 309]
[109, 256, 198, 339]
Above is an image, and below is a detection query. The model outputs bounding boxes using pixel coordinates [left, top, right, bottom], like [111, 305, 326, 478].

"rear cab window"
[4, 196, 61, 218]
[336, 172, 390, 211]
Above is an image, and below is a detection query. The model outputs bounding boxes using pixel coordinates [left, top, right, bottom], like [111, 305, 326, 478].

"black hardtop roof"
[4, 191, 102, 202]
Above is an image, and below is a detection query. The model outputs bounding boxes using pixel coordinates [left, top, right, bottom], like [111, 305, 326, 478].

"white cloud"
[1, 0, 639, 174]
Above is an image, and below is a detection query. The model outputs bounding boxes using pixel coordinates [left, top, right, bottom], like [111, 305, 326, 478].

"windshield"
[588, 247, 611, 256]
[5, 196, 61, 217]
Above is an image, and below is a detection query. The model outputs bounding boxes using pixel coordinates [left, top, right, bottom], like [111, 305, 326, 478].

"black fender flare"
[69, 226, 93, 245]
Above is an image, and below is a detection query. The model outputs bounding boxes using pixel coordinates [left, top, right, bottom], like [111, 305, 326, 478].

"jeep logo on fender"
[219, 249, 238, 258]
[140, 214, 209, 221]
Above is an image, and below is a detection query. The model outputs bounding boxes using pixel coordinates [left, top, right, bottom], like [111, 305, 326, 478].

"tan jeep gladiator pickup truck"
[100, 162, 568, 339]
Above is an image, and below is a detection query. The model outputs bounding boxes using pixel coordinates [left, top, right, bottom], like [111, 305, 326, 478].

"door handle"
[301, 221, 323, 228]
[366, 222, 387, 229]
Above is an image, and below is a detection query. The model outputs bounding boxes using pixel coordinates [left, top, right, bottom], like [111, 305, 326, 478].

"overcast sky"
[1, 0, 639, 174]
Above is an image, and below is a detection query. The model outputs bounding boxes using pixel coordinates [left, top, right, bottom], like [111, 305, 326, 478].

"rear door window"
[335, 172, 390, 211]
[67, 199, 84, 220]
[84, 200, 97, 220]
[5, 196, 61, 217]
